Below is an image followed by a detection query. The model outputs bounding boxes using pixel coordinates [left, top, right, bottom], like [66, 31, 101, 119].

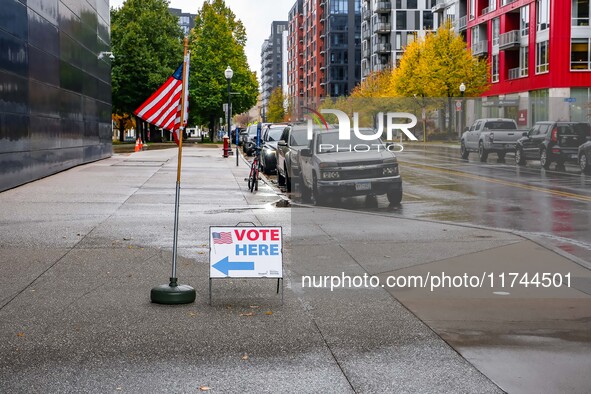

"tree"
[267, 87, 285, 123]
[350, 69, 393, 98]
[189, 0, 258, 141]
[112, 113, 136, 141]
[391, 23, 489, 138]
[111, 0, 184, 141]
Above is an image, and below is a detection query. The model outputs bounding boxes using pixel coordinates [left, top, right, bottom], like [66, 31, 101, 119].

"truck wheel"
[540, 149, 551, 170]
[277, 171, 285, 186]
[312, 174, 326, 206]
[581, 153, 591, 175]
[478, 142, 488, 162]
[460, 142, 469, 160]
[300, 176, 312, 202]
[387, 190, 402, 206]
[515, 148, 526, 166]
[285, 167, 292, 193]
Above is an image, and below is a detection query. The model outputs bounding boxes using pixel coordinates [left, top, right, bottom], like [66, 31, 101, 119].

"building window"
[536, 41, 549, 73]
[520, 6, 530, 36]
[397, 11, 407, 30]
[520, 46, 529, 76]
[492, 18, 500, 46]
[537, 0, 550, 31]
[492, 54, 499, 82]
[470, 0, 475, 20]
[571, 39, 590, 70]
[423, 11, 433, 29]
[572, 0, 590, 26]
[489, 0, 497, 13]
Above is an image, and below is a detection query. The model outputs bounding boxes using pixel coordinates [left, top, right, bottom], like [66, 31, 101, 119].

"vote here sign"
[209, 226, 283, 279]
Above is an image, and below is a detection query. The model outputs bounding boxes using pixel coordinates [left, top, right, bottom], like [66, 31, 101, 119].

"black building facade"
[0, 0, 112, 192]
[326, 0, 361, 97]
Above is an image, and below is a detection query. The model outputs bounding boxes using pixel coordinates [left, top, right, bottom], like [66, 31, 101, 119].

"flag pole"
[151, 37, 196, 304]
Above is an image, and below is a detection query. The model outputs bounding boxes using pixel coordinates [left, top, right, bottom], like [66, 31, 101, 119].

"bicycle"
[248, 146, 261, 192]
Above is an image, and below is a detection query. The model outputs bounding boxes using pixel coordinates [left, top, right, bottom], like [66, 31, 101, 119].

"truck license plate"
[355, 182, 371, 191]
[571, 154, 578, 159]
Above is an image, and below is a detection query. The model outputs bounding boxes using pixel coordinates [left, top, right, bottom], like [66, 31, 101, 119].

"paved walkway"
[0, 145, 588, 393]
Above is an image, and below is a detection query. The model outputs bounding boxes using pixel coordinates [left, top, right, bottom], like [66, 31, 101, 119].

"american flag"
[212, 232, 233, 244]
[134, 53, 190, 145]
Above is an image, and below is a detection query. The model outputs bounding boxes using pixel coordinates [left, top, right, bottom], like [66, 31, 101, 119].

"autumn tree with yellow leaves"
[391, 22, 489, 137]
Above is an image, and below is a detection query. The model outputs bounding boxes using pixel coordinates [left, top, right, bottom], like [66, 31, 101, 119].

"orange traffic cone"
[139, 138, 144, 151]
[134, 138, 140, 152]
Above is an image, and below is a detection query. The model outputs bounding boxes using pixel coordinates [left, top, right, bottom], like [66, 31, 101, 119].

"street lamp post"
[459, 82, 466, 139]
[225, 66, 233, 154]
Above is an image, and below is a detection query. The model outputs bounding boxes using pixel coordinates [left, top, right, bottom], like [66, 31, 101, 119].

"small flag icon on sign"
[212, 232, 233, 244]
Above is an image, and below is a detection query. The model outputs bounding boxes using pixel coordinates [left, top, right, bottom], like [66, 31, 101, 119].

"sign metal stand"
[209, 222, 283, 306]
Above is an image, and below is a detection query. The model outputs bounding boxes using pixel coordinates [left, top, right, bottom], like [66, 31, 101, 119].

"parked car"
[460, 118, 526, 162]
[260, 124, 288, 174]
[577, 136, 591, 174]
[276, 124, 309, 192]
[515, 121, 591, 170]
[243, 124, 265, 156]
[298, 129, 402, 206]
[238, 128, 248, 146]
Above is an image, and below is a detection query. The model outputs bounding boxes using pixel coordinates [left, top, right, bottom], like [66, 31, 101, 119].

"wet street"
[285, 144, 591, 265]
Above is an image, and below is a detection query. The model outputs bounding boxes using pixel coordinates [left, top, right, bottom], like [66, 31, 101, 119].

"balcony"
[375, 2, 392, 13]
[362, 29, 370, 40]
[319, 0, 325, 7]
[363, 9, 371, 20]
[432, 0, 447, 12]
[482, 7, 490, 15]
[457, 15, 467, 31]
[375, 43, 392, 53]
[373, 22, 391, 34]
[362, 48, 369, 58]
[471, 40, 488, 56]
[499, 30, 520, 50]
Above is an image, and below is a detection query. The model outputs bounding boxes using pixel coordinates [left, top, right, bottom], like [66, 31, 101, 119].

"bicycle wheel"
[248, 161, 256, 192]
[254, 166, 259, 191]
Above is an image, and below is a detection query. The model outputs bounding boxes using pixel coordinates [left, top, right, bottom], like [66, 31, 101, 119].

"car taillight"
[551, 128, 558, 143]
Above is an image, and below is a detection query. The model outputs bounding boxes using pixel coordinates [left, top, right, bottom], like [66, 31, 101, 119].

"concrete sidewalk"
[0, 145, 588, 393]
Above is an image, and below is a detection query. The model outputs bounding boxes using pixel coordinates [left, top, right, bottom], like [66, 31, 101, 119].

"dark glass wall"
[326, 0, 361, 97]
[0, 0, 112, 192]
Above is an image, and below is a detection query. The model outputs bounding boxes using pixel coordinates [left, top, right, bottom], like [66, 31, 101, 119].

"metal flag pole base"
[151, 278, 196, 304]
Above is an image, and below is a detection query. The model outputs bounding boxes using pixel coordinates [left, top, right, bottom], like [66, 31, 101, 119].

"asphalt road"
[279, 144, 591, 265]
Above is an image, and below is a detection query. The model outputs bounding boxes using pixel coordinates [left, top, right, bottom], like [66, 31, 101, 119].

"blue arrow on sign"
[212, 256, 255, 276]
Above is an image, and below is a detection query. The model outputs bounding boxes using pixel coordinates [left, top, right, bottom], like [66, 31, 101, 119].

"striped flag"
[212, 232, 233, 244]
[134, 55, 190, 145]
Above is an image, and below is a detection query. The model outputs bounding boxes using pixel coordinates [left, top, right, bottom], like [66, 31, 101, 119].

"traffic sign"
[209, 226, 283, 278]
[564, 97, 576, 103]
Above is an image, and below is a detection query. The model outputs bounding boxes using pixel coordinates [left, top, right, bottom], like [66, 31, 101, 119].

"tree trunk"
[118, 121, 125, 142]
[208, 115, 215, 142]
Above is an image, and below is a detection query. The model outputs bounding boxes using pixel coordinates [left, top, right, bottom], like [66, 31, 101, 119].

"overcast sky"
[109, 0, 293, 75]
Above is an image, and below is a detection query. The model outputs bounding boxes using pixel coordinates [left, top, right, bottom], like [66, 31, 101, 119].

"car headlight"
[382, 165, 399, 176]
[263, 148, 275, 157]
[321, 171, 340, 180]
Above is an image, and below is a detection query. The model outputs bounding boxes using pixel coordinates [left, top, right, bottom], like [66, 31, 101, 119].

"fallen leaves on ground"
[199, 386, 211, 391]
[265, 311, 273, 316]
[241, 353, 249, 360]
[16, 332, 25, 337]
[239, 312, 255, 317]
